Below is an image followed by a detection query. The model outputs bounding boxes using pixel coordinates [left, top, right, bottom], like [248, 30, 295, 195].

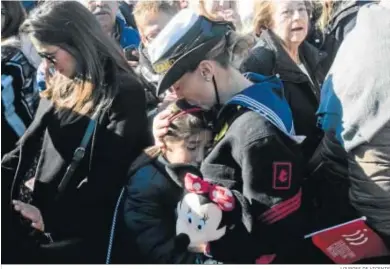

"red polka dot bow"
[184, 173, 235, 212]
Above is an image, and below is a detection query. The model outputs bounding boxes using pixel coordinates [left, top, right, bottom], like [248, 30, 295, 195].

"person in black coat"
[310, 0, 375, 73]
[240, 0, 327, 162]
[1, 1, 149, 264]
[150, 9, 307, 263]
[110, 100, 214, 264]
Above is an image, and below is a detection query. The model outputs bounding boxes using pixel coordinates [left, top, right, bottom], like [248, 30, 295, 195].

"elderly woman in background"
[240, 0, 326, 162]
[189, 0, 256, 68]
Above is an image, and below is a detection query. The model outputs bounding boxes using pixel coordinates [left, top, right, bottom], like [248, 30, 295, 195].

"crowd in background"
[1, 0, 389, 264]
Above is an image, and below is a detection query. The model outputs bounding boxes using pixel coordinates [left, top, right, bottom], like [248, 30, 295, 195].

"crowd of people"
[1, 0, 389, 264]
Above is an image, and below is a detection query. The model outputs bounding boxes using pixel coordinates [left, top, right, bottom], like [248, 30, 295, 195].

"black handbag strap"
[57, 115, 98, 194]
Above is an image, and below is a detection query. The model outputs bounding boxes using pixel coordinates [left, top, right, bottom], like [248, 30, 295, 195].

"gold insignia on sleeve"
[214, 122, 229, 144]
[213, 106, 241, 144]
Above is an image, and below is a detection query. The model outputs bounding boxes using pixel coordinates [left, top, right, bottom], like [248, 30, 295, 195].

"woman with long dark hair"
[2, 1, 149, 264]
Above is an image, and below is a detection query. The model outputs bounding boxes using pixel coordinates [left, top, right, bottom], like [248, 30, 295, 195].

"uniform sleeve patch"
[272, 162, 292, 190]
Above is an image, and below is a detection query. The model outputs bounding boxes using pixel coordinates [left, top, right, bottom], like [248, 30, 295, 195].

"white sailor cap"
[147, 9, 234, 95]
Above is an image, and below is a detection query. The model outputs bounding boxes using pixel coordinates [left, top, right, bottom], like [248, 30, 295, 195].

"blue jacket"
[21, 1, 37, 13]
[116, 16, 140, 49]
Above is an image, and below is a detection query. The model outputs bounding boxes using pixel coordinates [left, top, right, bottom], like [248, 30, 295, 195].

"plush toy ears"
[184, 173, 236, 212]
[166, 163, 252, 232]
[165, 163, 203, 188]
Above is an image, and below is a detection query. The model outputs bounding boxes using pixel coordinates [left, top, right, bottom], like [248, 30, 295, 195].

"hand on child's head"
[153, 109, 172, 147]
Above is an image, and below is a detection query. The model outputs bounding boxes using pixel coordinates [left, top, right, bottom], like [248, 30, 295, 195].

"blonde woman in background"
[189, 0, 243, 31]
[236, 0, 257, 35]
[189, 0, 256, 68]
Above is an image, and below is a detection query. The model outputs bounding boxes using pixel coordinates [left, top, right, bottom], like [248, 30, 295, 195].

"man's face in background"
[139, 11, 174, 48]
[84, 1, 119, 34]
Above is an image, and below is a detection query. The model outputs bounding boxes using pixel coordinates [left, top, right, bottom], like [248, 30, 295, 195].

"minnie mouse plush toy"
[167, 165, 255, 263]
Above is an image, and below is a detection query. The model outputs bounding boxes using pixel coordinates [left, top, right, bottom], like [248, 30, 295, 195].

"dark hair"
[130, 100, 211, 170]
[164, 102, 210, 142]
[207, 31, 256, 69]
[187, 24, 255, 72]
[20, 1, 137, 117]
[1, 1, 26, 40]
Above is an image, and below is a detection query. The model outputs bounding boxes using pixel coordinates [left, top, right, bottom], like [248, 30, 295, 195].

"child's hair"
[130, 100, 210, 171]
[133, 0, 180, 31]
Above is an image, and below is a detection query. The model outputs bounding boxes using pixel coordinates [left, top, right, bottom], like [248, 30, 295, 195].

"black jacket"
[113, 154, 200, 264]
[200, 103, 306, 263]
[240, 30, 326, 162]
[318, 0, 374, 73]
[1, 72, 149, 264]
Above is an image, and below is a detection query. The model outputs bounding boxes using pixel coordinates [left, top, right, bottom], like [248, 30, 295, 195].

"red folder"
[306, 217, 389, 264]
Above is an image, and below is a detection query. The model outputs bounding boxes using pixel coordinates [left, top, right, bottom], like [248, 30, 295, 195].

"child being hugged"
[111, 99, 215, 264]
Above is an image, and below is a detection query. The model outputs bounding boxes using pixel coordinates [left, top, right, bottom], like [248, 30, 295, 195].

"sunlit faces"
[30, 36, 77, 78]
[164, 130, 213, 166]
[84, 0, 118, 34]
[139, 12, 174, 48]
[271, 0, 309, 45]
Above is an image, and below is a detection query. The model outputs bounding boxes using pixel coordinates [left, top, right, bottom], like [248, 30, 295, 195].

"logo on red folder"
[312, 219, 390, 263]
[273, 162, 291, 190]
